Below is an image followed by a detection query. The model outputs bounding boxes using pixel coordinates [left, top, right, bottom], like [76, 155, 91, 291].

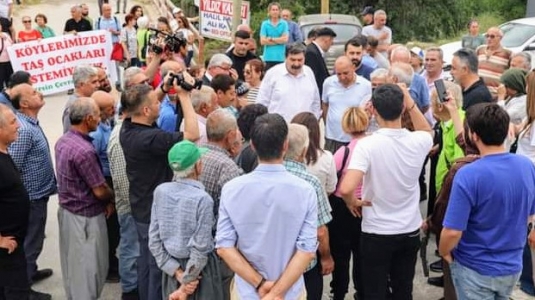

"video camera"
[167, 72, 203, 92]
[148, 28, 187, 54]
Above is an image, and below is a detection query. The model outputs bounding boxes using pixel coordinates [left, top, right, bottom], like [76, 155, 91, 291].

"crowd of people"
[1, 1, 535, 300]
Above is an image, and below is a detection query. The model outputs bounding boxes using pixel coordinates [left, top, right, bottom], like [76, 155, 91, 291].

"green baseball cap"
[168, 140, 209, 171]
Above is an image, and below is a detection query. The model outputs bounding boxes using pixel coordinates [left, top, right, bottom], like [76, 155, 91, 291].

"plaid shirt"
[199, 144, 243, 222]
[284, 159, 333, 271]
[107, 120, 130, 215]
[8, 112, 56, 200]
[55, 130, 106, 217]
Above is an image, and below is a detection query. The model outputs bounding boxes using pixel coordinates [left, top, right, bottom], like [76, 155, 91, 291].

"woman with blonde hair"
[328, 107, 369, 300]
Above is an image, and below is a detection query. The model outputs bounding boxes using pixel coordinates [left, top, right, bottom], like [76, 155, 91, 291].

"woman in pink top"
[0, 22, 13, 88]
[329, 107, 369, 300]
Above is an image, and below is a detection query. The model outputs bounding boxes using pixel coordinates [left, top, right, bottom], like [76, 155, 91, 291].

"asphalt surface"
[13, 0, 534, 299]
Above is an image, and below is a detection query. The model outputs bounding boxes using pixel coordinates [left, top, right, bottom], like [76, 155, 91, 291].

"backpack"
[96, 16, 119, 31]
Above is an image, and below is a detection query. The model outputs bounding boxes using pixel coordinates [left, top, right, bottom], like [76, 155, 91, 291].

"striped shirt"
[247, 86, 259, 104]
[476, 45, 511, 97]
[283, 159, 332, 271]
[8, 112, 57, 200]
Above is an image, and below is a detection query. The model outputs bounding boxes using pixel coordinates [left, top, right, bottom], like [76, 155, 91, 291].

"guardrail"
[150, 0, 205, 66]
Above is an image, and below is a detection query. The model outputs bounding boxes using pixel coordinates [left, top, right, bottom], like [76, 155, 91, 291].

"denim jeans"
[450, 260, 520, 300]
[118, 213, 140, 293]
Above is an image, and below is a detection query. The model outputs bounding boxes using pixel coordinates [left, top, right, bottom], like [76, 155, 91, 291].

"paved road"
[11, 0, 534, 299]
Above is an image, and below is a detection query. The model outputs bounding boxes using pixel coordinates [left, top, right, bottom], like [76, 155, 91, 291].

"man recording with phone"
[119, 71, 200, 300]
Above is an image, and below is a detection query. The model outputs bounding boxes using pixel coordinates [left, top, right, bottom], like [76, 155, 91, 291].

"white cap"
[410, 46, 423, 58]
[172, 7, 182, 14]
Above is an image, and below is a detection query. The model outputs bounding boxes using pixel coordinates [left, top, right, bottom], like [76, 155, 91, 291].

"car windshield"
[301, 24, 361, 44]
[500, 22, 535, 48]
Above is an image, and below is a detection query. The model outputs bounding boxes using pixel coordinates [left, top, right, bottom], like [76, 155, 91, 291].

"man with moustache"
[96, 67, 112, 93]
[257, 43, 321, 122]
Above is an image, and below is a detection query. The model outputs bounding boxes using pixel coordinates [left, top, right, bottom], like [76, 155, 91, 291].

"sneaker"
[29, 289, 51, 300]
[31, 268, 53, 284]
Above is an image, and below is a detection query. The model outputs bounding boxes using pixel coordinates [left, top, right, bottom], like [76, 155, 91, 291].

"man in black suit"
[202, 54, 234, 86]
[305, 27, 336, 97]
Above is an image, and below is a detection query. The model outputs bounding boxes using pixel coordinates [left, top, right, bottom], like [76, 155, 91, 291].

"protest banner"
[7, 30, 117, 95]
[200, 0, 250, 42]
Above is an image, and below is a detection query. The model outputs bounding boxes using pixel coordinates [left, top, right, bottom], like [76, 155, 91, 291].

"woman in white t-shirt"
[176, 15, 195, 67]
[292, 112, 338, 195]
[516, 71, 535, 163]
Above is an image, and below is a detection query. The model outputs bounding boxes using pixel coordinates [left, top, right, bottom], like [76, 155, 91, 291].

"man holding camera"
[120, 71, 199, 300]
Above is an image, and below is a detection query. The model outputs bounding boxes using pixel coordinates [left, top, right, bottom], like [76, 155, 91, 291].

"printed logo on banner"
[200, 0, 250, 42]
[7, 30, 115, 96]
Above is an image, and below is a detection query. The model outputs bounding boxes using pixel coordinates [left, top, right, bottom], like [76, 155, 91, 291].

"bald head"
[92, 91, 115, 120]
[102, 3, 112, 17]
[335, 56, 353, 68]
[237, 24, 252, 34]
[390, 46, 411, 64]
[335, 56, 356, 86]
[160, 60, 184, 78]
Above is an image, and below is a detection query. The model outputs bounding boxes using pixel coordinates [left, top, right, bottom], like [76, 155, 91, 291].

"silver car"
[298, 14, 362, 72]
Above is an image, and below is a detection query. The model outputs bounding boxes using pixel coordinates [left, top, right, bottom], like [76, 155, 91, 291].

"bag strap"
[114, 16, 119, 29]
[336, 146, 350, 180]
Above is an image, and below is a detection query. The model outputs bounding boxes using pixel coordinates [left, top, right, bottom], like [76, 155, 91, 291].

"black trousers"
[324, 138, 349, 155]
[0, 286, 28, 300]
[360, 229, 420, 300]
[304, 260, 323, 300]
[328, 195, 363, 300]
[105, 176, 120, 275]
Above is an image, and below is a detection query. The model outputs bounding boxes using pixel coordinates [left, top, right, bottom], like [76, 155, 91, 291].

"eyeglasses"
[485, 34, 499, 39]
[23, 20, 31, 23]
[217, 66, 231, 71]
[244, 70, 252, 75]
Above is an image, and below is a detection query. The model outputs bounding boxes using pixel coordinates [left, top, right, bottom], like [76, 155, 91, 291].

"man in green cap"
[148, 140, 223, 300]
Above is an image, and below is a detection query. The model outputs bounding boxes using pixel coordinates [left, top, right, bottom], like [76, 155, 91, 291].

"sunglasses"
[485, 34, 499, 39]
[23, 20, 31, 23]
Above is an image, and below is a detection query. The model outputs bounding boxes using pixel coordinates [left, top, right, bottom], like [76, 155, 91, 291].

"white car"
[441, 17, 535, 69]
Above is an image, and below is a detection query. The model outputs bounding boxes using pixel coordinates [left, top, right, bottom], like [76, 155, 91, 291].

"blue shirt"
[286, 20, 303, 44]
[157, 96, 177, 133]
[409, 74, 430, 111]
[356, 63, 375, 81]
[8, 112, 57, 200]
[0, 91, 13, 111]
[362, 54, 378, 69]
[260, 19, 289, 62]
[444, 153, 535, 276]
[216, 164, 318, 299]
[94, 16, 120, 43]
[89, 121, 112, 177]
[323, 75, 372, 142]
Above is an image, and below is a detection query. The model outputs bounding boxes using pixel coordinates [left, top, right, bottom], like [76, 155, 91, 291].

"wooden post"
[232, 0, 242, 33]
[321, 0, 329, 14]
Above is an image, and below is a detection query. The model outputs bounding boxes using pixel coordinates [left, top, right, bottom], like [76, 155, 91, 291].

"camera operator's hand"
[162, 72, 174, 93]
[173, 71, 196, 96]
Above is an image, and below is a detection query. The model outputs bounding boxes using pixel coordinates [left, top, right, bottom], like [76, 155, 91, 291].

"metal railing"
[150, 0, 205, 65]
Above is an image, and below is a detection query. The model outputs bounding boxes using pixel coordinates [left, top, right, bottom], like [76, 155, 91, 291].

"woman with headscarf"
[497, 68, 528, 125]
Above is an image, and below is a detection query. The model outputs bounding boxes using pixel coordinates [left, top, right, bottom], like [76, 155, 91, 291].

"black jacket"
[305, 43, 329, 97]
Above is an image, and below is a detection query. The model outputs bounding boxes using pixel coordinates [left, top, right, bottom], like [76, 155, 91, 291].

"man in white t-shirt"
[361, 10, 392, 58]
[339, 83, 433, 299]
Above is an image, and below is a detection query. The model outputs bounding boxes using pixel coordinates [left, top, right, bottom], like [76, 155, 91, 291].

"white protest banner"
[7, 30, 116, 96]
[200, 0, 250, 42]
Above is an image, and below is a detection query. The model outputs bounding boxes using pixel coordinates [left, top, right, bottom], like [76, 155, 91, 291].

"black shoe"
[106, 271, 120, 283]
[427, 276, 444, 287]
[31, 269, 53, 284]
[29, 289, 52, 300]
[67, 89, 74, 95]
[430, 259, 443, 273]
[115, 11, 120, 14]
[122, 288, 140, 300]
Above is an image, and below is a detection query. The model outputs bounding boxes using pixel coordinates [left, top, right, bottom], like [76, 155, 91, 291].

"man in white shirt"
[361, 10, 392, 58]
[339, 83, 433, 300]
[422, 47, 446, 98]
[257, 43, 321, 122]
[322, 56, 372, 153]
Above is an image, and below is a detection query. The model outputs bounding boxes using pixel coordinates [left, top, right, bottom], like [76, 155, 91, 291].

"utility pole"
[321, 0, 329, 14]
[232, 0, 243, 33]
